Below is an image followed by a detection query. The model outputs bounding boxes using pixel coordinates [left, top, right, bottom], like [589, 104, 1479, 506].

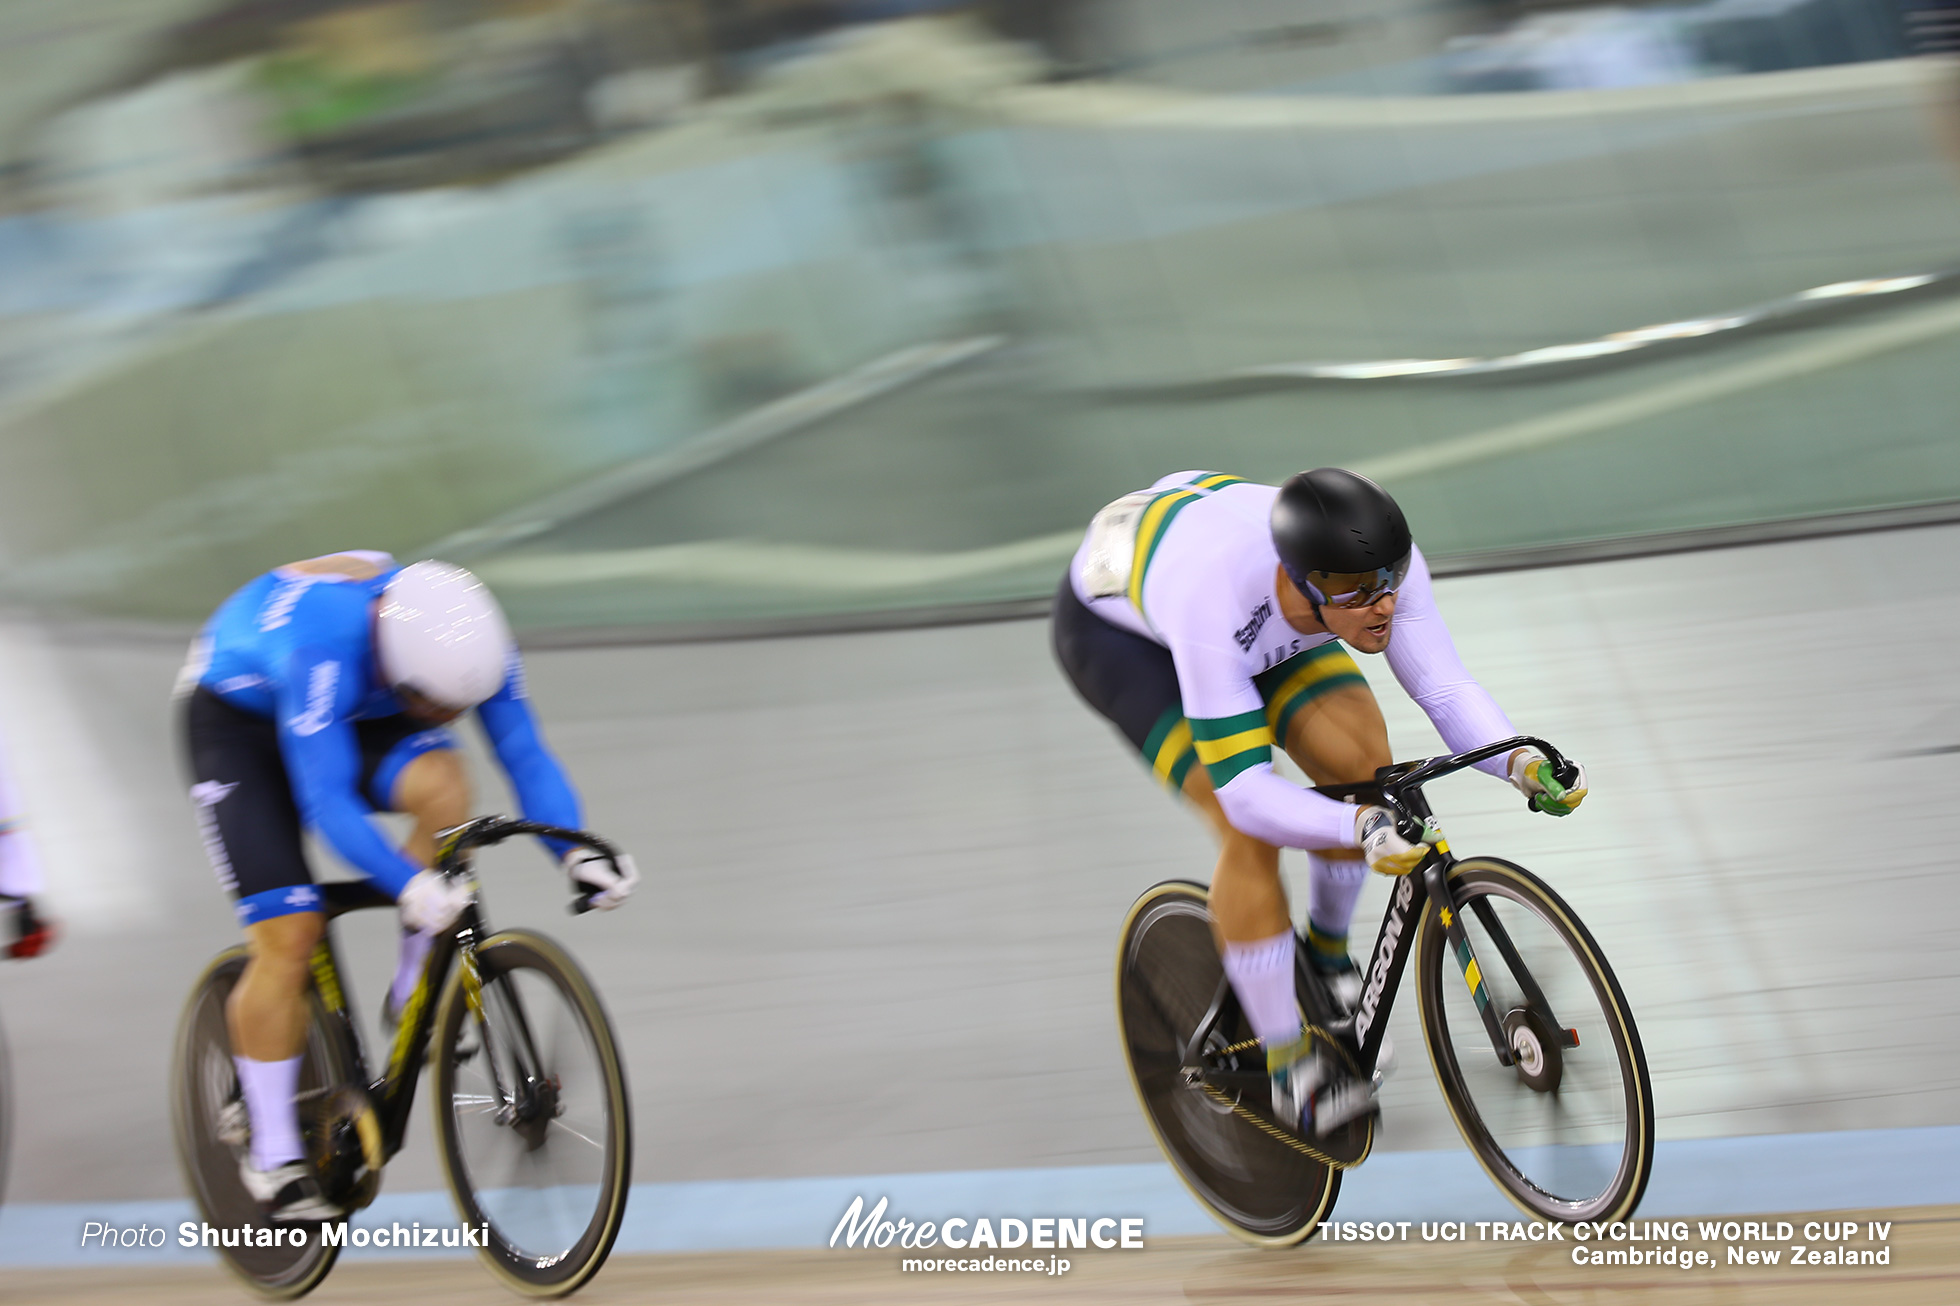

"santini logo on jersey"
[1233, 599, 1274, 651]
[259, 577, 319, 632]
[288, 662, 340, 736]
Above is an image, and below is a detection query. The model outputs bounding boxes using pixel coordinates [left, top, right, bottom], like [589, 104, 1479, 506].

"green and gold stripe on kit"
[1254, 642, 1368, 747]
[1141, 707, 1198, 790]
[1126, 473, 1250, 611]
[1191, 708, 1274, 788]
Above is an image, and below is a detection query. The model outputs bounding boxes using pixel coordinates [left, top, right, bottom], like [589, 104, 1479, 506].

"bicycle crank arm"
[1196, 1067, 1271, 1093]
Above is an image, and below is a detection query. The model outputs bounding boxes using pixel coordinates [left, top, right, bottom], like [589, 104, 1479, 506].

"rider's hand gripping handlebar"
[432, 816, 629, 915]
[1370, 736, 1575, 841]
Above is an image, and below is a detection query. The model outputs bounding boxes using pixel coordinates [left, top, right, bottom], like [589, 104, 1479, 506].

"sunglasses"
[394, 684, 468, 724]
[1301, 556, 1410, 610]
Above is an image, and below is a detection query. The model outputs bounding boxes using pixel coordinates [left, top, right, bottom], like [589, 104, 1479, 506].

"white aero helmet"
[376, 560, 514, 710]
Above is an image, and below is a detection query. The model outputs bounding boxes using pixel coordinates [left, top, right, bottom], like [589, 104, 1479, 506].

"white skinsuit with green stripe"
[1068, 471, 1520, 850]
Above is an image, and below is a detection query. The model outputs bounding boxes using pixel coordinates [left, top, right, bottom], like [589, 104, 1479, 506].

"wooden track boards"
[8, 1205, 1956, 1305]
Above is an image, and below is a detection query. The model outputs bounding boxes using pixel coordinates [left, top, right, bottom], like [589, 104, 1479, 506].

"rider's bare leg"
[386, 749, 471, 1012]
[228, 910, 324, 1168]
[1182, 681, 1389, 942]
[1180, 681, 1390, 1053]
[1177, 769, 1299, 1047]
[1280, 683, 1391, 968]
[395, 748, 471, 869]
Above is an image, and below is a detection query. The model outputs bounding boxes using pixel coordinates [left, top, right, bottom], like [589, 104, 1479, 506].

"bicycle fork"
[1418, 854, 1577, 1070]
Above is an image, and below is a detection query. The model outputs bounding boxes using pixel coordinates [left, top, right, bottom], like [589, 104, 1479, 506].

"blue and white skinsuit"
[179, 552, 579, 924]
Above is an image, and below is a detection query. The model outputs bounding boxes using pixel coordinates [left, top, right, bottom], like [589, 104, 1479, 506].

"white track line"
[480, 532, 1081, 592]
[1354, 292, 1960, 483]
[434, 335, 1004, 558]
[481, 293, 1960, 592]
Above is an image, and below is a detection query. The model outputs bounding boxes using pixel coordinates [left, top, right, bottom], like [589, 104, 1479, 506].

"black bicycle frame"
[1189, 736, 1578, 1086]
[303, 817, 621, 1162]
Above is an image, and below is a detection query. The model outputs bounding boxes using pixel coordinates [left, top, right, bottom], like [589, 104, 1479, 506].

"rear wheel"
[1417, 857, 1654, 1223]
[170, 949, 358, 1299]
[430, 930, 631, 1298]
[1115, 881, 1341, 1246]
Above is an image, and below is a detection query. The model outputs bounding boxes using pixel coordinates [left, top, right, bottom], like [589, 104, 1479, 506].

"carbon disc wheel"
[1116, 881, 1341, 1246]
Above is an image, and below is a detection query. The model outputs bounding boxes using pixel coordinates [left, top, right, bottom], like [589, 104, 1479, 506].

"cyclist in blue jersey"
[177, 553, 638, 1221]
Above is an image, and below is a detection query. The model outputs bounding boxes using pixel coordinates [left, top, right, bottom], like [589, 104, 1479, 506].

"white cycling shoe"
[220, 1097, 342, 1223]
[239, 1158, 343, 1223]
[1268, 1035, 1380, 1139]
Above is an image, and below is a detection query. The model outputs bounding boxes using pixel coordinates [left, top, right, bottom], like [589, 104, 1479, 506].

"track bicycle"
[172, 817, 633, 1299]
[1116, 736, 1653, 1244]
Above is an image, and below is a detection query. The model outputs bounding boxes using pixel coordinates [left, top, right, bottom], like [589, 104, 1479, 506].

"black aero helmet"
[1271, 468, 1413, 610]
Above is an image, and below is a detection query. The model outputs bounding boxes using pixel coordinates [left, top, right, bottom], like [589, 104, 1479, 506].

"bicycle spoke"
[438, 941, 623, 1271]
[547, 1117, 605, 1150]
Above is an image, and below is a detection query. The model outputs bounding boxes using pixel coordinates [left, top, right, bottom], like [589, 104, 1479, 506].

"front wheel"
[1115, 881, 1341, 1246]
[1417, 857, 1654, 1223]
[430, 930, 631, 1298]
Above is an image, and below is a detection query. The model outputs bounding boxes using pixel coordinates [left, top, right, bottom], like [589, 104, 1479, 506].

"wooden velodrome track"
[8, 1205, 1955, 1305]
[10, 529, 1960, 1300]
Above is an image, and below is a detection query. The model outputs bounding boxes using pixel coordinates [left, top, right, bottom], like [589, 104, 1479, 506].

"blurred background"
[5, 0, 1960, 1290]
[3, 0, 1959, 632]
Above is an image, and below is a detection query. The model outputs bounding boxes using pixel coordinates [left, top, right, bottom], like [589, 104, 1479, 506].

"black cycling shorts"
[1052, 577, 1201, 789]
[1051, 576, 1367, 792]
[181, 686, 456, 926]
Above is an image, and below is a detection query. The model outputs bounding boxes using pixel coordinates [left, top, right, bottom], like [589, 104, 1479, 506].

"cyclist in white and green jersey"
[1053, 468, 1587, 1139]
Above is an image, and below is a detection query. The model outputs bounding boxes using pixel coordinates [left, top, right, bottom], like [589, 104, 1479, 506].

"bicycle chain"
[1196, 1024, 1375, 1171]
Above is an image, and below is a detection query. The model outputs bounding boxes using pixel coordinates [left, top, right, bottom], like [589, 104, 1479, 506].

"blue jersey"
[183, 553, 580, 896]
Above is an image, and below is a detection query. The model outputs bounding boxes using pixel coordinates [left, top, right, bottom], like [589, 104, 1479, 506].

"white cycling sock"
[391, 926, 435, 1013]
[235, 1054, 304, 1171]
[1307, 854, 1368, 949]
[1221, 929, 1303, 1049]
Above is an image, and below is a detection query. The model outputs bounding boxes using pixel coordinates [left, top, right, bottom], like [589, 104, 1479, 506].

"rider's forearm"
[1382, 558, 1517, 778]
[304, 796, 421, 898]
[0, 821, 45, 898]
[0, 742, 45, 896]
[281, 727, 421, 896]
[1411, 682, 1518, 778]
[1215, 766, 1362, 850]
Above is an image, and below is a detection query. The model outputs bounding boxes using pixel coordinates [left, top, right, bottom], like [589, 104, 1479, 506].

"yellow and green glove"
[1509, 752, 1589, 816]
